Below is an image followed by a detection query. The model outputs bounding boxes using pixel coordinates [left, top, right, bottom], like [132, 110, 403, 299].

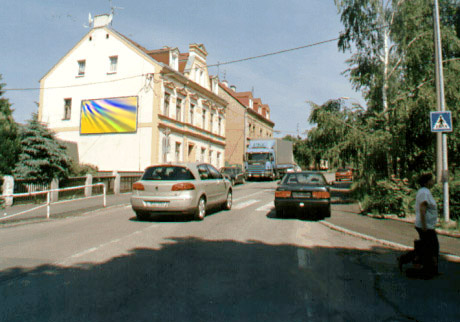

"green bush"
[70, 162, 99, 177]
[361, 178, 414, 217]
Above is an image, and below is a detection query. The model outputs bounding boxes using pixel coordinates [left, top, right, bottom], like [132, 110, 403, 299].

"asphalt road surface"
[1, 181, 459, 322]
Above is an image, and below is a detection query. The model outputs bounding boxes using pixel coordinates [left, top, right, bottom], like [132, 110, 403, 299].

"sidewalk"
[1, 193, 132, 226]
[329, 204, 460, 258]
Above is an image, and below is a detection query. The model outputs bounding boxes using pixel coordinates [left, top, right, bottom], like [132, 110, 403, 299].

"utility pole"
[433, 0, 450, 222]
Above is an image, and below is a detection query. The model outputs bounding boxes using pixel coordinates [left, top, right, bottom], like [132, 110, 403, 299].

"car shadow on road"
[265, 208, 325, 222]
[1, 237, 459, 322]
[128, 208, 225, 223]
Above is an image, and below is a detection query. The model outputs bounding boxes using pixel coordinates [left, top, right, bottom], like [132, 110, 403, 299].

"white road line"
[233, 199, 259, 210]
[233, 190, 269, 202]
[56, 224, 158, 265]
[255, 201, 274, 212]
[297, 248, 310, 269]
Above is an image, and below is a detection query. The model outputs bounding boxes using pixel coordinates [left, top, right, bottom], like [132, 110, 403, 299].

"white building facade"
[39, 15, 227, 171]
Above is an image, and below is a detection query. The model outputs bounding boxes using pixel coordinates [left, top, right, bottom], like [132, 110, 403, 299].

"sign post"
[433, 0, 451, 223]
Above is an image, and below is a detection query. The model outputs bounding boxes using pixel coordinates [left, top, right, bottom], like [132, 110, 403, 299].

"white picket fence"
[1, 183, 106, 221]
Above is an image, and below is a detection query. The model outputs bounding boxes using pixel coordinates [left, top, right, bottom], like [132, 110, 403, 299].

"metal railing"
[1, 183, 106, 221]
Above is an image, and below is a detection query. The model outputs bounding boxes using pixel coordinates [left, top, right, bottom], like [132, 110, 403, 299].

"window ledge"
[107, 72, 117, 75]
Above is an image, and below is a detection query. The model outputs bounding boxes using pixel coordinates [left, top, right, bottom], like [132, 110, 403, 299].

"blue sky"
[0, 0, 363, 136]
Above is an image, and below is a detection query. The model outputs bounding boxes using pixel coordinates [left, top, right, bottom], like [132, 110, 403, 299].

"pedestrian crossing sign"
[430, 111, 452, 132]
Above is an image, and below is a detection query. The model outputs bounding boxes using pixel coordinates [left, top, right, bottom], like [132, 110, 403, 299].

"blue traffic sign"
[430, 111, 452, 132]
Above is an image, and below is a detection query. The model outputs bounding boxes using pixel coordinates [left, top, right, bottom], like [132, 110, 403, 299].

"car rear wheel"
[194, 196, 206, 221]
[276, 207, 284, 218]
[135, 210, 149, 221]
[223, 190, 232, 210]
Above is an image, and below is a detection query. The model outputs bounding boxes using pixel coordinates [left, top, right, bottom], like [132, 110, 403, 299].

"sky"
[0, 0, 364, 137]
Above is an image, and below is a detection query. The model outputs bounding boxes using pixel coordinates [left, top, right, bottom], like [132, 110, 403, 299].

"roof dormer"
[170, 48, 180, 71]
[189, 44, 208, 61]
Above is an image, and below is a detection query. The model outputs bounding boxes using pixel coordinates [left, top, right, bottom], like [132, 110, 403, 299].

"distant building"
[38, 14, 227, 171]
[218, 82, 274, 167]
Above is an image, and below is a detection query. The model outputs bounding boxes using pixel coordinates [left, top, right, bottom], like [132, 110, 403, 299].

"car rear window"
[142, 166, 195, 181]
[337, 168, 348, 172]
[283, 173, 326, 185]
[222, 168, 238, 174]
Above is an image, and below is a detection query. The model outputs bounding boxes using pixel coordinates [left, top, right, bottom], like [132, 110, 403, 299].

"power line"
[3, 22, 397, 92]
[2, 74, 147, 92]
[207, 38, 339, 68]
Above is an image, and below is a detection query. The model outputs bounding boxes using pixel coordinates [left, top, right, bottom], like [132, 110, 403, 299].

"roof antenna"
[109, 0, 124, 25]
[83, 12, 93, 28]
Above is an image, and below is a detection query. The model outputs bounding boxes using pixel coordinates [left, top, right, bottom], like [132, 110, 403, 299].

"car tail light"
[312, 191, 330, 199]
[133, 182, 145, 191]
[275, 190, 291, 198]
[171, 182, 196, 191]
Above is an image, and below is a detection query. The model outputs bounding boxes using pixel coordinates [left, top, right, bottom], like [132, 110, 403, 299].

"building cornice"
[160, 66, 228, 107]
[158, 115, 226, 147]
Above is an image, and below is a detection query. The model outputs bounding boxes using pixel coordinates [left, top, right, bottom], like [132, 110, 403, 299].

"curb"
[320, 220, 460, 263]
[357, 202, 460, 239]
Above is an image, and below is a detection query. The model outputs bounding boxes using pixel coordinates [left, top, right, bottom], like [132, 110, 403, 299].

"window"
[77, 60, 86, 76]
[218, 117, 222, 135]
[217, 152, 221, 167]
[109, 56, 118, 73]
[63, 98, 72, 120]
[175, 142, 181, 161]
[171, 53, 178, 70]
[202, 109, 206, 130]
[176, 98, 182, 122]
[201, 148, 206, 162]
[207, 164, 221, 179]
[209, 150, 213, 164]
[197, 164, 211, 180]
[164, 93, 170, 116]
[142, 166, 195, 181]
[189, 103, 195, 125]
[210, 113, 214, 133]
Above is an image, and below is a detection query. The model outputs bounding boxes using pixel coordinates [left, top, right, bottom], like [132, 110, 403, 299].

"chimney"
[230, 85, 237, 92]
[93, 13, 113, 28]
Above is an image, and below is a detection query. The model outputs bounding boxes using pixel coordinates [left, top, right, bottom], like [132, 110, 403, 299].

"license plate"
[292, 192, 311, 198]
[144, 201, 169, 208]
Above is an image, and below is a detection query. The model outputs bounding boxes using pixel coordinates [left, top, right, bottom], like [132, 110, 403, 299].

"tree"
[14, 113, 72, 183]
[0, 75, 21, 175]
[335, 0, 460, 179]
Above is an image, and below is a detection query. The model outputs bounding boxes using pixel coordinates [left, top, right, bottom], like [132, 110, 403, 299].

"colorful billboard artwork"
[80, 96, 138, 134]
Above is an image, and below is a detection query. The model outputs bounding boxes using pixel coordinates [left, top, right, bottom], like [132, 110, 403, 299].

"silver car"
[131, 163, 233, 221]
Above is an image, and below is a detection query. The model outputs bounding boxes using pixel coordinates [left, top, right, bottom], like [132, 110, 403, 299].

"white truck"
[244, 138, 294, 180]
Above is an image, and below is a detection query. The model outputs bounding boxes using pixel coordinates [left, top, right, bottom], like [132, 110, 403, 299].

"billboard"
[80, 96, 138, 134]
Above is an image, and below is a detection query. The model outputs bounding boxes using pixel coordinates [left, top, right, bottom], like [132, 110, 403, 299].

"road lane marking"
[56, 223, 159, 265]
[233, 190, 270, 202]
[297, 248, 311, 269]
[233, 199, 259, 210]
[256, 202, 274, 212]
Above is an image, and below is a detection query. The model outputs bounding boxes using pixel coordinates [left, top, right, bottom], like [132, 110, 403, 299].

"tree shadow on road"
[1, 238, 459, 322]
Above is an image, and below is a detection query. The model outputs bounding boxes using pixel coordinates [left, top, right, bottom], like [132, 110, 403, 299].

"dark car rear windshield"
[142, 166, 195, 180]
[282, 173, 326, 185]
[221, 168, 239, 174]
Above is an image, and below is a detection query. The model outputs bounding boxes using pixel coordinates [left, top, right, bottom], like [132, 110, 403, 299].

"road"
[1, 181, 459, 321]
